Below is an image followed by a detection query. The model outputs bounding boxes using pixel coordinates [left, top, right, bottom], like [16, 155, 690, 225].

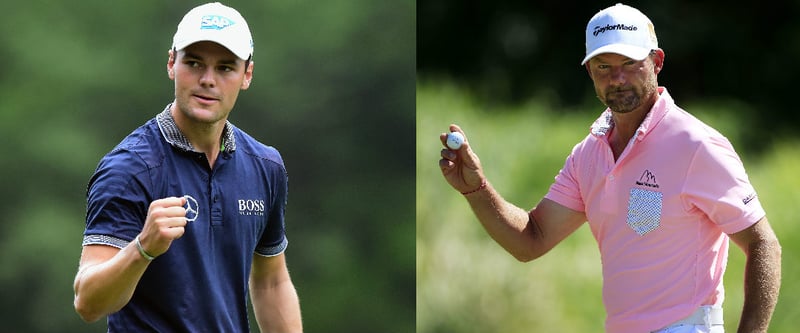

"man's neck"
[170, 104, 225, 168]
[608, 93, 659, 160]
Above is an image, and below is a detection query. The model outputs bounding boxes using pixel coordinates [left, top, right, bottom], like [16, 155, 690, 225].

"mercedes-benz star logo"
[183, 195, 199, 222]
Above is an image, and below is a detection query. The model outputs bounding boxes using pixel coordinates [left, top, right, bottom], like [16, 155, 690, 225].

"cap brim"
[173, 37, 251, 61]
[581, 44, 651, 65]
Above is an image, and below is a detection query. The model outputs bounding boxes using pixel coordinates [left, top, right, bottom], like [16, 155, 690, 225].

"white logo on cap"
[183, 195, 199, 222]
[200, 15, 235, 30]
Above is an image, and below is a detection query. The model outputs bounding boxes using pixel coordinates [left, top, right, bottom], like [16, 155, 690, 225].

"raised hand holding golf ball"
[446, 131, 464, 150]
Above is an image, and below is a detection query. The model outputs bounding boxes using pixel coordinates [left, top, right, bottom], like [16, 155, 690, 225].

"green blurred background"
[5, 0, 800, 331]
[418, 1, 800, 332]
[0, 1, 414, 332]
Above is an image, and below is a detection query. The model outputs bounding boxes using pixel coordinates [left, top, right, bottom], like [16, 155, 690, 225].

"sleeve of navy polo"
[254, 156, 289, 257]
[84, 149, 151, 248]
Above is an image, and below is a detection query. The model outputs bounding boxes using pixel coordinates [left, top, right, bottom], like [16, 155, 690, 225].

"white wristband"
[134, 236, 156, 261]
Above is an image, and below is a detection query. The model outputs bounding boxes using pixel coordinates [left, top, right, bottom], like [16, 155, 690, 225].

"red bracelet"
[461, 180, 487, 195]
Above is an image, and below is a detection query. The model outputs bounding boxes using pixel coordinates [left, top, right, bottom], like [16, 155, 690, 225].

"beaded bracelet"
[135, 236, 156, 261]
[461, 179, 487, 195]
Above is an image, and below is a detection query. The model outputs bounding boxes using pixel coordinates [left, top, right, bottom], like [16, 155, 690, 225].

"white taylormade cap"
[172, 2, 254, 60]
[581, 3, 657, 65]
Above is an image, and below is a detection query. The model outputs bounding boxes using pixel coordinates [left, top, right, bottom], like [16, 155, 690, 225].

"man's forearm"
[464, 182, 540, 262]
[251, 278, 303, 332]
[73, 244, 150, 322]
[738, 237, 781, 333]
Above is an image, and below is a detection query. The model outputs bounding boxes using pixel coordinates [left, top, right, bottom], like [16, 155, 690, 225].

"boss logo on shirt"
[238, 199, 265, 216]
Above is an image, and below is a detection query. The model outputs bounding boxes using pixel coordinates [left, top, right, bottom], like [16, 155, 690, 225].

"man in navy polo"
[72, 3, 303, 332]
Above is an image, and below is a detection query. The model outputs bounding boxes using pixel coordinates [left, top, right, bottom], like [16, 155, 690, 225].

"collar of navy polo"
[156, 103, 237, 153]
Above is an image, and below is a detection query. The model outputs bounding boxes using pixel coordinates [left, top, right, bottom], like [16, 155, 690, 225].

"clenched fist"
[137, 197, 189, 258]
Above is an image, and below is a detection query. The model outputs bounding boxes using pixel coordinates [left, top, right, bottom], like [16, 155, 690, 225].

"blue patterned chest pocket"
[626, 188, 663, 235]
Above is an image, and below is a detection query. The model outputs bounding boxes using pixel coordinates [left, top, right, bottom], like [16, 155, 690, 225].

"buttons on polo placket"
[210, 180, 224, 226]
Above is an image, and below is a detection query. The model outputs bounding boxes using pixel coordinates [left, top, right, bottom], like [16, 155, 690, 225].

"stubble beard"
[602, 77, 658, 114]
[605, 90, 639, 114]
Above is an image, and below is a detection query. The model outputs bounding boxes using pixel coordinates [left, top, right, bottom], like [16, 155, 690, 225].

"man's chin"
[181, 107, 224, 124]
[606, 97, 640, 114]
[607, 103, 638, 114]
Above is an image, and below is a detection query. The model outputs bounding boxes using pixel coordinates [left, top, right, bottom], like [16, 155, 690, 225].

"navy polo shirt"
[83, 104, 288, 332]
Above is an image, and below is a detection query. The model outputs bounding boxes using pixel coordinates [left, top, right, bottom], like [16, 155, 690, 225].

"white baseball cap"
[581, 3, 657, 65]
[172, 2, 254, 60]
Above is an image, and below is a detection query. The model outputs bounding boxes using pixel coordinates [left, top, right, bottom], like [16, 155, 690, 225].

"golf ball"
[446, 132, 464, 150]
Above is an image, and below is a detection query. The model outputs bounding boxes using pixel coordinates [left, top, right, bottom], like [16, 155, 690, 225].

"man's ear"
[652, 48, 665, 75]
[241, 61, 254, 90]
[167, 48, 176, 80]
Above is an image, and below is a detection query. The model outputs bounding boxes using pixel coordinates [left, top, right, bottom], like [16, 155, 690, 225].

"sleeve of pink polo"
[682, 136, 766, 234]
[545, 146, 586, 212]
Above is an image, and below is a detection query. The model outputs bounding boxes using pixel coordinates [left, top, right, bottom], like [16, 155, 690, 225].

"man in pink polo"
[438, 3, 781, 333]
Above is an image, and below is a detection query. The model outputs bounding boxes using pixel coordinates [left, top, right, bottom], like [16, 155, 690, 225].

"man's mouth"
[193, 94, 219, 103]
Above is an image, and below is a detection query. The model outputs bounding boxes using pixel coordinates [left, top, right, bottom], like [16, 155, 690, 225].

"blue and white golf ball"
[446, 132, 464, 150]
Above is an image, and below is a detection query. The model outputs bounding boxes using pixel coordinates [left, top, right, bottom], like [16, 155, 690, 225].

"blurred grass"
[416, 80, 800, 332]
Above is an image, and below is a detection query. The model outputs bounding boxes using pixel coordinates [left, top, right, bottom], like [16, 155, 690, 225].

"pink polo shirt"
[544, 87, 765, 333]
